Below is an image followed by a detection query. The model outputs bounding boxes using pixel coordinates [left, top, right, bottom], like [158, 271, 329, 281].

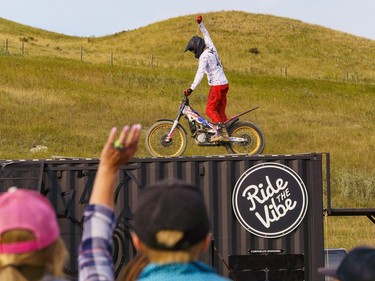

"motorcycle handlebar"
[180, 93, 189, 104]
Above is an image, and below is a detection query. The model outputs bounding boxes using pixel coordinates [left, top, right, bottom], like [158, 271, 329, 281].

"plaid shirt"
[78, 204, 116, 281]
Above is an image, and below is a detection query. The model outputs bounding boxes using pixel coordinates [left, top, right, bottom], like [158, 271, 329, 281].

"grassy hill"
[2, 11, 375, 81]
[0, 11, 374, 248]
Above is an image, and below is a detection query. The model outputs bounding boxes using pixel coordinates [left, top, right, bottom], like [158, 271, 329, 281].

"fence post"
[280, 65, 288, 77]
[5, 39, 8, 52]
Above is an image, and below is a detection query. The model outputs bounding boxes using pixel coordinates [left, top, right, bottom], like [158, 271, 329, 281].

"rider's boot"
[211, 122, 230, 142]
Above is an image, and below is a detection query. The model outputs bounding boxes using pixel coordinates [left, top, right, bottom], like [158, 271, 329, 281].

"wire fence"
[0, 38, 366, 83]
[0, 37, 170, 68]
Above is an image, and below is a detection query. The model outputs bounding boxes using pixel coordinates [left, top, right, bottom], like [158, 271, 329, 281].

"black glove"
[184, 88, 193, 96]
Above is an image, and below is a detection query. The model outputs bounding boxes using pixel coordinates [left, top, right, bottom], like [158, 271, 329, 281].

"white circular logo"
[232, 163, 308, 239]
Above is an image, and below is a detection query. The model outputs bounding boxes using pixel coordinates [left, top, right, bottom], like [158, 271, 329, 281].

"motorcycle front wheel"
[145, 121, 187, 157]
[225, 121, 265, 155]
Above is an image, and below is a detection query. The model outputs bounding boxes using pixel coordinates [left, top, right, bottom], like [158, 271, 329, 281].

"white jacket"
[190, 22, 228, 90]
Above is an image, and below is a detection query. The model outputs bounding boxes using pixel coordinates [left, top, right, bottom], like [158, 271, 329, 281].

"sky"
[2, 0, 375, 40]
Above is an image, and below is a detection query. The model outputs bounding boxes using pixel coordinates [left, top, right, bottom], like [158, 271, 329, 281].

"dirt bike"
[145, 95, 265, 157]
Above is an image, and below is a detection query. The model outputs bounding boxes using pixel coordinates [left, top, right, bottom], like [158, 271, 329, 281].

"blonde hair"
[0, 229, 68, 281]
[141, 230, 204, 264]
[119, 253, 149, 281]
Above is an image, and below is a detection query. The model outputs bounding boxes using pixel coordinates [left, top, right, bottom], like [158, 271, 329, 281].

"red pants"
[206, 84, 229, 123]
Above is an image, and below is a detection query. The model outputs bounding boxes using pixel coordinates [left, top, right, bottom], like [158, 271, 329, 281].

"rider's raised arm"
[199, 22, 216, 52]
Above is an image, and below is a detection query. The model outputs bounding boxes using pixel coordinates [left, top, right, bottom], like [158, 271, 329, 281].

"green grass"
[0, 11, 375, 250]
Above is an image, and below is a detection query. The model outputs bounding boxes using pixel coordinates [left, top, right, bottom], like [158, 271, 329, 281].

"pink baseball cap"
[0, 187, 60, 254]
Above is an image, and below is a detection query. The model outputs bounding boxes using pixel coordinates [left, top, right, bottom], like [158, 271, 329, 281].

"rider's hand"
[197, 16, 202, 24]
[184, 88, 193, 96]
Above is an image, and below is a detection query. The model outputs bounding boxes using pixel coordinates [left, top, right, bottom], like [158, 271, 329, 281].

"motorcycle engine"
[196, 132, 207, 143]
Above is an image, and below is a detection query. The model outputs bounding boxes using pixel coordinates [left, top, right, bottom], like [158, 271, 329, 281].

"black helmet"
[184, 36, 205, 59]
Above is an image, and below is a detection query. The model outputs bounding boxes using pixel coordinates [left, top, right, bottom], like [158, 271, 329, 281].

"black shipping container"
[0, 153, 325, 281]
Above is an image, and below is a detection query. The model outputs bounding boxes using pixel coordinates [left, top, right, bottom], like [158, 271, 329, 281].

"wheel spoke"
[146, 122, 187, 157]
[226, 122, 265, 155]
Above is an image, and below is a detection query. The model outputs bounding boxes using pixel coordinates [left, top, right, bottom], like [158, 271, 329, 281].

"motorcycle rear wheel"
[145, 121, 187, 157]
[225, 121, 265, 155]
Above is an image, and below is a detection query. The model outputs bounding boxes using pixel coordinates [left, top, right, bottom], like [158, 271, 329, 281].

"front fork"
[165, 120, 179, 142]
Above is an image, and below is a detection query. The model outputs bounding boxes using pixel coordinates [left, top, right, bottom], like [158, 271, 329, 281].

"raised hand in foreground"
[89, 124, 142, 209]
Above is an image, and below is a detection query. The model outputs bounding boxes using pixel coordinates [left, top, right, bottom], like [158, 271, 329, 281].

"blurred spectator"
[0, 187, 69, 281]
[318, 246, 375, 281]
[78, 124, 230, 280]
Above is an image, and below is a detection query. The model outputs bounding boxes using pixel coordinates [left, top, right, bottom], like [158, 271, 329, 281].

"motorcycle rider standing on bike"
[184, 15, 230, 142]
